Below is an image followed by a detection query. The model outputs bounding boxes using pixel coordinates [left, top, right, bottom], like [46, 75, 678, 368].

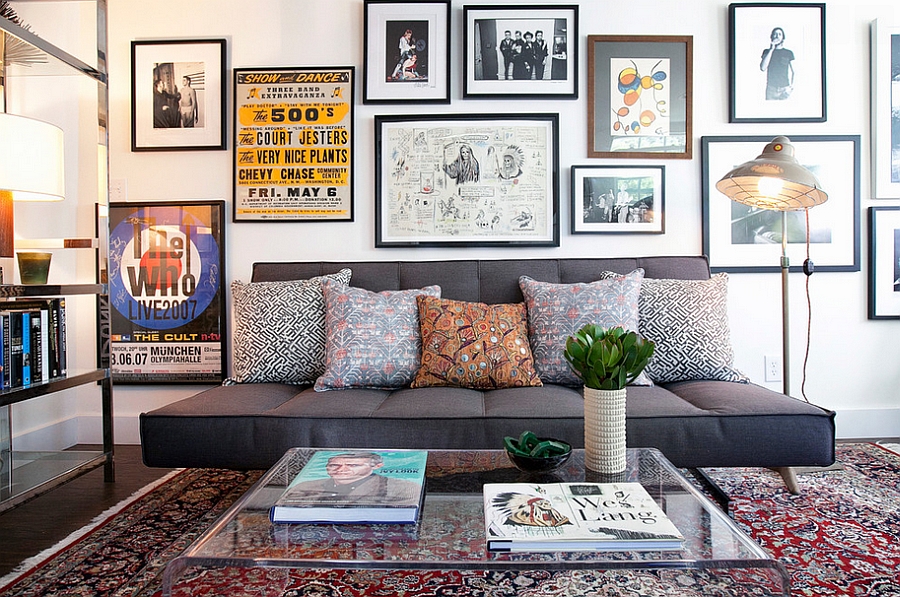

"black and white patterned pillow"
[636, 273, 749, 384]
[226, 269, 352, 384]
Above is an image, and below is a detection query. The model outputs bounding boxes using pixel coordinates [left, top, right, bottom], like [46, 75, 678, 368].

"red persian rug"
[1, 443, 899, 597]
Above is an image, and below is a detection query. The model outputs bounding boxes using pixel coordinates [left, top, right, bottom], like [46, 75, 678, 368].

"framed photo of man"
[131, 39, 227, 151]
[729, 3, 826, 123]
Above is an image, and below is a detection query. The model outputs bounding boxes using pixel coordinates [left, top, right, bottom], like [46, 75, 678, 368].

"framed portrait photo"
[729, 3, 826, 123]
[868, 207, 900, 319]
[363, 0, 450, 104]
[571, 165, 664, 234]
[701, 135, 860, 273]
[131, 39, 227, 151]
[587, 35, 692, 159]
[374, 113, 559, 247]
[870, 19, 900, 198]
[463, 5, 578, 99]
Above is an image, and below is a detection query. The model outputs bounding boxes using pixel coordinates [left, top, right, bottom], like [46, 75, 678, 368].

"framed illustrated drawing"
[729, 3, 826, 123]
[868, 207, 900, 319]
[232, 66, 354, 222]
[364, 0, 450, 104]
[462, 5, 578, 99]
[587, 35, 692, 159]
[131, 39, 227, 151]
[571, 165, 665, 234]
[374, 113, 559, 247]
[701, 135, 860, 273]
[870, 19, 900, 198]
[108, 200, 226, 383]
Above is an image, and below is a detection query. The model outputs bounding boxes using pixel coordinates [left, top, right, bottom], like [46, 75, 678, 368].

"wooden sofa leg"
[773, 467, 801, 494]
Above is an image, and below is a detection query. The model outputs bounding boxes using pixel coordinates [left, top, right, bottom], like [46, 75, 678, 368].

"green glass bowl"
[505, 438, 572, 473]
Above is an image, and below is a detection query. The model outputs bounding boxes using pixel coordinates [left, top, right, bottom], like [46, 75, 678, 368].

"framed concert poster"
[571, 165, 665, 234]
[232, 66, 354, 222]
[108, 200, 226, 383]
[131, 39, 227, 151]
[363, 0, 451, 103]
[374, 113, 559, 247]
[870, 19, 900, 198]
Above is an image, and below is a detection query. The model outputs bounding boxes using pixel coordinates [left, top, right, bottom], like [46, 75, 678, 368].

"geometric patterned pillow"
[226, 269, 352, 385]
[411, 296, 542, 389]
[637, 273, 749, 384]
[518, 270, 647, 386]
[314, 280, 441, 391]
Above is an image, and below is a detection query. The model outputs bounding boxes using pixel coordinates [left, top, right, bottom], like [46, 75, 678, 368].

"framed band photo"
[571, 165, 665, 234]
[463, 5, 578, 99]
[587, 35, 692, 159]
[701, 135, 860, 274]
[363, 0, 450, 104]
[374, 113, 559, 247]
[131, 39, 227, 151]
[870, 19, 900, 198]
[868, 207, 900, 319]
[729, 3, 826, 123]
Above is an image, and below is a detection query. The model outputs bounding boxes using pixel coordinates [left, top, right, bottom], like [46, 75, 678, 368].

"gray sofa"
[140, 256, 835, 491]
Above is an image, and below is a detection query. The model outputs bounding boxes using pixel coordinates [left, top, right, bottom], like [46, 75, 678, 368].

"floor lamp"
[715, 136, 827, 397]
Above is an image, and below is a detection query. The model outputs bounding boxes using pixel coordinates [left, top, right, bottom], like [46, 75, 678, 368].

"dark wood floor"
[0, 444, 173, 577]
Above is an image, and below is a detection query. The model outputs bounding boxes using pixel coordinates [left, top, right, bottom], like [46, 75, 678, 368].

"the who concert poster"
[108, 201, 226, 383]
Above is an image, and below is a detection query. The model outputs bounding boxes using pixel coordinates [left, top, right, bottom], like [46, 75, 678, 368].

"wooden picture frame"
[587, 35, 692, 159]
[363, 0, 451, 104]
[131, 39, 227, 151]
[232, 66, 355, 222]
[463, 5, 578, 99]
[701, 135, 860, 273]
[870, 19, 900, 198]
[729, 3, 826, 123]
[571, 165, 665, 234]
[374, 113, 559, 247]
[108, 200, 226, 383]
[868, 207, 900, 319]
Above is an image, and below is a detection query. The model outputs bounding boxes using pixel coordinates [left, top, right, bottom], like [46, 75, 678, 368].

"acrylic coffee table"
[162, 447, 789, 596]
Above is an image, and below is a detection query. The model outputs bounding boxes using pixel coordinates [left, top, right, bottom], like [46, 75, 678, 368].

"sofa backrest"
[251, 256, 711, 304]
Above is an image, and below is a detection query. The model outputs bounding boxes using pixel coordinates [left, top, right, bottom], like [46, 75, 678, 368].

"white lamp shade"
[0, 113, 65, 201]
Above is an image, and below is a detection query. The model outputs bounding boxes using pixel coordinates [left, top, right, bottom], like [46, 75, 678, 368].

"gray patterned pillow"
[519, 270, 648, 386]
[227, 269, 352, 384]
[636, 273, 749, 384]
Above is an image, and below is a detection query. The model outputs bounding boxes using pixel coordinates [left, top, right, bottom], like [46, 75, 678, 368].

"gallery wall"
[23, 0, 900, 446]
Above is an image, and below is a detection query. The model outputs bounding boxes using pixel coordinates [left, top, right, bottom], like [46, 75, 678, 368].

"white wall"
[92, 0, 900, 444]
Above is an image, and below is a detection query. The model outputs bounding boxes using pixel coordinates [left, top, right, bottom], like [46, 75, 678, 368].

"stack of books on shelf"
[0, 298, 67, 390]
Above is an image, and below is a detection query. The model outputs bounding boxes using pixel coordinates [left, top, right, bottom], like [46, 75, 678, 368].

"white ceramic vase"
[583, 387, 627, 473]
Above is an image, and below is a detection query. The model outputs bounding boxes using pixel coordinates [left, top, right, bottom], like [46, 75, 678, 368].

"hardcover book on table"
[483, 482, 684, 552]
[271, 450, 428, 524]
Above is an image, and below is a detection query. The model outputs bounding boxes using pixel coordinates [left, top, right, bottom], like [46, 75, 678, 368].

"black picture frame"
[462, 5, 578, 99]
[702, 135, 860, 273]
[374, 113, 559, 247]
[108, 200, 227, 383]
[570, 165, 665, 234]
[867, 207, 900, 319]
[363, 0, 451, 104]
[131, 39, 227, 151]
[728, 3, 826, 123]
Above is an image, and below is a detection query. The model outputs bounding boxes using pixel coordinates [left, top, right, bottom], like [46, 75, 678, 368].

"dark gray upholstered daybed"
[140, 256, 836, 491]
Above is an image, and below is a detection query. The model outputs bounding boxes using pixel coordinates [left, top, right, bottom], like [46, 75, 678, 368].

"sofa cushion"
[518, 270, 648, 386]
[411, 296, 542, 389]
[315, 281, 441, 391]
[228, 269, 352, 384]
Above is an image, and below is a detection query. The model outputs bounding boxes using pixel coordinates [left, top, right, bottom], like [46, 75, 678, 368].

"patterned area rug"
[1, 443, 899, 596]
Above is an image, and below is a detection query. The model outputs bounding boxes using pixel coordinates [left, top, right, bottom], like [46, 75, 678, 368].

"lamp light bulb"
[758, 177, 784, 199]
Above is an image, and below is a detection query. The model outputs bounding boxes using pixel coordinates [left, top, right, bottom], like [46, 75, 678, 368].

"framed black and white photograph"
[870, 19, 900, 198]
[729, 3, 826, 123]
[463, 5, 578, 99]
[364, 0, 450, 104]
[131, 39, 227, 151]
[702, 135, 860, 273]
[571, 165, 664, 234]
[587, 35, 692, 159]
[868, 207, 900, 319]
[108, 200, 226, 383]
[374, 113, 559, 247]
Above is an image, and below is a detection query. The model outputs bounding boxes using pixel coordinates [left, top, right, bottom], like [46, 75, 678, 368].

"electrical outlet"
[764, 355, 782, 382]
[109, 178, 127, 202]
